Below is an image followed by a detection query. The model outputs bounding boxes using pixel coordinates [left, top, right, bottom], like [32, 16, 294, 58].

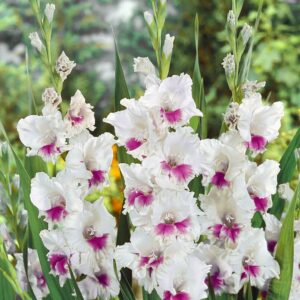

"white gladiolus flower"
[63, 200, 115, 260]
[119, 163, 155, 226]
[30, 172, 83, 226]
[78, 261, 120, 300]
[290, 238, 300, 300]
[198, 137, 247, 188]
[104, 98, 165, 159]
[115, 229, 168, 292]
[55, 51, 76, 81]
[65, 90, 95, 137]
[29, 32, 44, 52]
[163, 34, 175, 58]
[195, 244, 235, 295]
[141, 74, 202, 127]
[156, 255, 211, 300]
[150, 190, 201, 242]
[44, 3, 55, 23]
[65, 132, 114, 190]
[143, 127, 204, 189]
[245, 160, 280, 212]
[40, 229, 71, 286]
[133, 57, 156, 75]
[15, 249, 49, 299]
[233, 228, 280, 290]
[237, 95, 284, 153]
[200, 187, 255, 245]
[263, 213, 281, 254]
[17, 111, 66, 162]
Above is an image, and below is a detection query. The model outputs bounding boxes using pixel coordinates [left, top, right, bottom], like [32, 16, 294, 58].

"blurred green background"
[0, 0, 299, 161]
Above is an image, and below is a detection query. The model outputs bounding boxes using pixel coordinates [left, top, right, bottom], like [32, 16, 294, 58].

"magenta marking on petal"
[125, 138, 143, 151]
[211, 171, 230, 188]
[267, 240, 277, 253]
[241, 272, 247, 280]
[40, 143, 57, 156]
[96, 273, 110, 287]
[161, 161, 193, 182]
[149, 256, 164, 268]
[49, 254, 68, 275]
[46, 205, 66, 222]
[261, 291, 268, 299]
[223, 223, 241, 243]
[155, 223, 176, 236]
[207, 272, 224, 290]
[128, 190, 153, 206]
[70, 114, 84, 125]
[87, 234, 108, 251]
[244, 264, 260, 278]
[172, 164, 193, 182]
[211, 224, 223, 238]
[35, 272, 47, 289]
[88, 169, 105, 187]
[253, 196, 268, 212]
[163, 291, 190, 300]
[248, 135, 267, 152]
[161, 108, 182, 124]
[139, 256, 150, 267]
[175, 218, 191, 233]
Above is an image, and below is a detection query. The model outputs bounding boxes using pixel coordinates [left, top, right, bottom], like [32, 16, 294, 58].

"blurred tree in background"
[0, 0, 299, 161]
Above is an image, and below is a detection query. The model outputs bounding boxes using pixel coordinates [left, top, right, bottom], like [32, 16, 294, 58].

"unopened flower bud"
[44, 3, 55, 23]
[29, 32, 44, 52]
[144, 11, 154, 25]
[241, 23, 252, 45]
[224, 102, 240, 130]
[222, 53, 235, 76]
[163, 34, 175, 58]
[42, 87, 62, 107]
[133, 57, 156, 75]
[227, 10, 236, 28]
[242, 80, 266, 98]
[55, 51, 76, 81]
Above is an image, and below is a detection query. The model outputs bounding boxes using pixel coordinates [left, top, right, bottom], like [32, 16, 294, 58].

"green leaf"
[113, 38, 132, 298]
[190, 14, 207, 140]
[0, 122, 66, 300]
[142, 288, 161, 300]
[68, 266, 84, 300]
[270, 128, 300, 219]
[267, 184, 300, 300]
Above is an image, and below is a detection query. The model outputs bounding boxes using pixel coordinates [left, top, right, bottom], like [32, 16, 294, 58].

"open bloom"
[115, 229, 167, 292]
[65, 133, 114, 190]
[17, 111, 66, 162]
[157, 255, 210, 300]
[30, 172, 83, 226]
[200, 187, 255, 245]
[120, 163, 155, 226]
[40, 229, 71, 286]
[63, 199, 115, 258]
[237, 94, 284, 153]
[150, 190, 201, 242]
[104, 98, 165, 159]
[143, 127, 204, 189]
[245, 160, 280, 212]
[79, 261, 119, 300]
[141, 73, 202, 127]
[233, 228, 280, 290]
[65, 90, 95, 137]
[198, 136, 246, 188]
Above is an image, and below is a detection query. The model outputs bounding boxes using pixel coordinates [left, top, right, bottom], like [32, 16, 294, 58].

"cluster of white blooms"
[16, 54, 119, 300]
[105, 57, 286, 298]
